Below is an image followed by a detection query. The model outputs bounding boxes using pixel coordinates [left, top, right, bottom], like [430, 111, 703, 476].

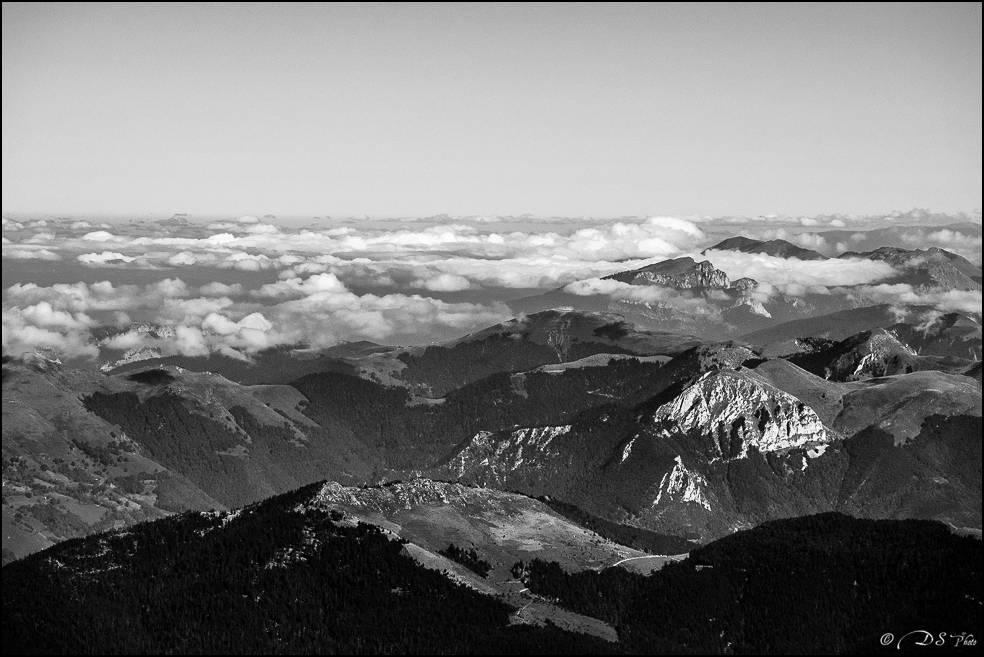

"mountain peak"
[604, 257, 732, 290]
[838, 246, 981, 291]
[448, 309, 699, 357]
[646, 368, 835, 459]
[786, 327, 926, 381]
[703, 237, 827, 260]
[311, 478, 480, 512]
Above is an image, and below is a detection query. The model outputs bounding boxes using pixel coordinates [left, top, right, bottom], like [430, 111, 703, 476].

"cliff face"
[437, 357, 980, 542]
[644, 369, 835, 460]
[445, 425, 573, 487]
[825, 329, 918, 381]
[784, 328, 956, 383]
[440, 365, 845, 538]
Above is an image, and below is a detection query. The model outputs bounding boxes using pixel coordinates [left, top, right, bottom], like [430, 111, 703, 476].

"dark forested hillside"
[394, 332, 641, 395]
[518, 512, 982, 654]
[5, 497, 978, 655]
[291, 356, 672, 469]
[79, 390, 374, 508]
[1, 483, 615, 655]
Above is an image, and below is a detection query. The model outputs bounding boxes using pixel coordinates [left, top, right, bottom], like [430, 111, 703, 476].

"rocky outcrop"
[645, 369, 835, 460]
[445, 425, 572, 486]
[605, 257, 732, 290]
[312, 478, 485, 512]
[652, 456, 711, 510]
[826, 329, 918, 381]
[785, 328, 944, 382]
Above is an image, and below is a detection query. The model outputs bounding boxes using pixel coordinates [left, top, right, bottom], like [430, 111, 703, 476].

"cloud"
[1, 216, 709, 274]
[253, 273, 349, 299]
[4, 278, 197, 316]
[77, 251, 137, 265]
[243, 223, 281, 235]
[81, 230, 126, 242]
[409, 273, 472, 292]
[19, 301, 94, 331]
[2, 247, 62, 261]
[2, 303, 98, 359]
[3, 273, 510, 360]
[845, 284, 983, 317]
[167, 251, 200, 266]
[25, 232, 55, 243]
[564, 277, 717, 315]
[5, 213, 977, 361]
[701, 250, 898, 287]
[266, 291, 507, 347]
[199, 282, 244, 297]
[734, 225, 983, 265]
[2, 320, 99, 359]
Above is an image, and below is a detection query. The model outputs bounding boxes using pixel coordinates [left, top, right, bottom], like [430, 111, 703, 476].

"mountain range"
[3, 236, 981, 652]
[509, 239, 982, 340]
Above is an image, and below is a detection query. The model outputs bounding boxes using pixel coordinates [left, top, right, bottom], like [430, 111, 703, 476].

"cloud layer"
[3, 213, 980, 361]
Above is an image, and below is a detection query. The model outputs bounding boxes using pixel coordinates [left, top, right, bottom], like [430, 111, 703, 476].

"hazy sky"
[3, 2, 981, 218]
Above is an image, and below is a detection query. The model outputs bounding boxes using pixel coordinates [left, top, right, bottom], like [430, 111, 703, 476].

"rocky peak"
[605, 257, 732, 290]
[653, 456, 711, 510]
[311, 478, 483, 512]
[825, 329, 919, 381]
[732, 277, 759, 293]
[663, 343, 759, 379]
[787, 328, 924, 382]
[645, 369, 834, 460]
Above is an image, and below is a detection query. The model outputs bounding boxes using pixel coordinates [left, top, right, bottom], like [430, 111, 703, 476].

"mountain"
[1, 359, 377, 563]
[507, 263, 779, 340]
[508, 244, 980, 342]
[603, 256, 738, 289]
[106, 310, 700, 398]
[4, 335, 691, 560]
[7, 305, 980, 562]
[436, 344, 982, 541]
[887, 311, 983, 360]
[818, 222, 982, 262]
[4, 492, 978, 654]
[3, 361, 215, 563]
[311, 479, 680, 580]
[1, 481, 621, 654]
[743, 304, 982, 363]
[519, 512, 982, 654]
[289, 347, 678, 470]
[783, 328, 947, 381]
[391, 309, 700, 396]
[703, 236, 827, 260]
[506, 259, 834, 340]
[103, 341, 366, 385]
[839, 246, 982, 290]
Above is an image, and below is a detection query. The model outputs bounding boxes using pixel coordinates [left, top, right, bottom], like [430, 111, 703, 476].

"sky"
[2, 2, 981, 218]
